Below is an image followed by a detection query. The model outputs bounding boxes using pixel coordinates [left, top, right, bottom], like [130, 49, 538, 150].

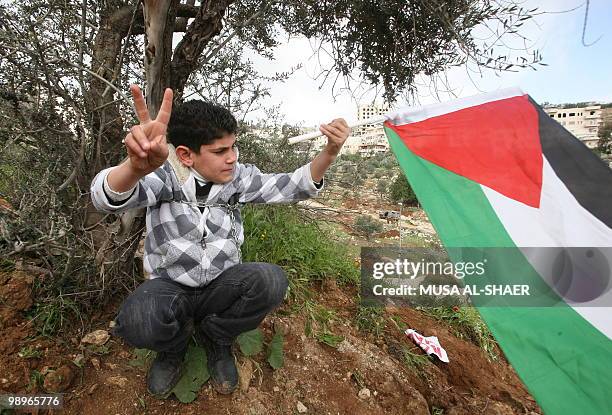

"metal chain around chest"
[180, 199, 243, 264]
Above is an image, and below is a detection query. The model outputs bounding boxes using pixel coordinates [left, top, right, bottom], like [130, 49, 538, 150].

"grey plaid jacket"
[90, 161, 323, 287]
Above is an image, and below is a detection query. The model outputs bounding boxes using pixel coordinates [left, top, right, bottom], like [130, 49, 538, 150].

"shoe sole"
[211, 379, 238, 395]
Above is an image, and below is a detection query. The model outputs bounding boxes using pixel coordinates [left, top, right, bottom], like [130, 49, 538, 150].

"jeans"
[112, 262, 289, 350]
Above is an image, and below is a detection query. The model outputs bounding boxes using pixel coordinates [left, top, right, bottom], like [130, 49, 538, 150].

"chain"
[178, 199, 243, 264]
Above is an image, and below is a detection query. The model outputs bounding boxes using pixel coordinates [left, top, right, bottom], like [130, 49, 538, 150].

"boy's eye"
[213, 144, 236, 154]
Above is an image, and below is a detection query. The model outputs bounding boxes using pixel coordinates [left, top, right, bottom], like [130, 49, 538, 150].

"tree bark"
[170, 0, 236, 100]
[143, 0, 178, 117]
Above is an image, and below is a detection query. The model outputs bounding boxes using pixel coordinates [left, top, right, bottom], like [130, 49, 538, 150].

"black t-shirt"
[195, 179, 213, 213]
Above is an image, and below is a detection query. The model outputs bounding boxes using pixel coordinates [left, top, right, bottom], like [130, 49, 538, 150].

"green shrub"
[241, 205, 359, 287]
[354, 215, 383, 240]
[389, 174, 417, 205]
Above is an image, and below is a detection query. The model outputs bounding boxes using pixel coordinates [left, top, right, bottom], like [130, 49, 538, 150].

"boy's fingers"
[130, 84, 151, 124]
[149, 135, 167, 156]
[338, 118, 349, 128]
[330, 119, 349, 131]
[321, 123, 343, 138]
[131, 125, 150, 151]
[155, 88, 174, 125]
[124, 133, 147, 158]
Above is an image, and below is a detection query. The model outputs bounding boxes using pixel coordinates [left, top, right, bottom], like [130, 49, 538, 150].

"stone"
[73, 353, 85, 367]
[358, 387, 371, 399]
[43, 365, 74, 393]
[81, 330, 110, 346]
[106, 376, 128, 388]
[90, 357, 100, 370]
[296, 401, 308, 413]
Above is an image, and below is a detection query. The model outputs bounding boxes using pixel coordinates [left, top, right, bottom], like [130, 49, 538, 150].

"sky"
[245, 0, 612, 127]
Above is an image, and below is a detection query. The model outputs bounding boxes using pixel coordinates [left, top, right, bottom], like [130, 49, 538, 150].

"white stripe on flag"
[481, 158, 612, 339]
[386, 87, 524, 126]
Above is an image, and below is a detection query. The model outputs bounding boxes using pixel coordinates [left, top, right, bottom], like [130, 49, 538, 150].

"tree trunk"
[143, 0, 178, 117]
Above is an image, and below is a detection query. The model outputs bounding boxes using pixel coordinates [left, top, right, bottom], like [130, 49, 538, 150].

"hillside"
[0, 183, 542, 414]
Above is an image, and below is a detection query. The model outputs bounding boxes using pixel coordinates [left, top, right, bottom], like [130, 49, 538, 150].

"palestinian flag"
[383, 88, 612, 414]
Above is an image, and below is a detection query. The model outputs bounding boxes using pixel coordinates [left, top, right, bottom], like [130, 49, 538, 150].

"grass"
[417, 306, 498, 361]
[355, 305, 387, 338]
[315, 331, 345, 348]
[0, 258, 15, 272]
[294, 298, 345, 347]
[26, 296, 82, 337]
[242, 205, 360, 287]
[399, 233, 437, 248]
[402, 346, 432, 372]
[27, 370, 44, 392]
[242, 204, 358, 347]
[18, 346, 42, 359]
[401, 345, 433, 382]
[389, 315, 409, 331]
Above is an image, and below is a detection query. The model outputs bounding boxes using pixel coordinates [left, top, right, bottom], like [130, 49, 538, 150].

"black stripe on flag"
[531, 97, 612, 229]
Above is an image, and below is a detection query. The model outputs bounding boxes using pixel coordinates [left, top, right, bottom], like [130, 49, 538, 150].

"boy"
[90, 85, 350, 397]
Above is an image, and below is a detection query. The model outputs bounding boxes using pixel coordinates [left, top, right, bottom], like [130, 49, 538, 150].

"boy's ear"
[175, 145, 194, 167]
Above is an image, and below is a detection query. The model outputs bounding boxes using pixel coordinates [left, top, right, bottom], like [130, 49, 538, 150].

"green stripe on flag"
[385, 126, 612, 415]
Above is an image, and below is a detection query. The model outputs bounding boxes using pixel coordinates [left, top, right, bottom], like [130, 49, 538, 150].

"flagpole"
[287, 115, 387, 145]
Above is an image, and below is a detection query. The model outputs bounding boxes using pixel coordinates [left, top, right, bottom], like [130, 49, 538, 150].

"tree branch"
[170, 0, 236, 99]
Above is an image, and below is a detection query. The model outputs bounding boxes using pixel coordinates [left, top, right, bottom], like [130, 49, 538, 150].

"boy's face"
[179, 133, 238, 184]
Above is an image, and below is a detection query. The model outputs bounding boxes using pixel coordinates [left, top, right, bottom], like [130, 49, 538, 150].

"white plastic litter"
[405, 328, 450, 363]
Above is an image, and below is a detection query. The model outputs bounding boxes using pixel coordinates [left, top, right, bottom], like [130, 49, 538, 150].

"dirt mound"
[1, 272, 540, 414]
[377, 229, 400, 238]
[384, 306, 538, 414]
[0, 271, 36, 391]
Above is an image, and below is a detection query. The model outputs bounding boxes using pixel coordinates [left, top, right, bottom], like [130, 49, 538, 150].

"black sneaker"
[198, 333, 238, 395]
[146, 346, 187, 397]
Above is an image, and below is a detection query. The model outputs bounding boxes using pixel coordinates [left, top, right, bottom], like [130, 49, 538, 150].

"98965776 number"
[0, 394, 63, 409]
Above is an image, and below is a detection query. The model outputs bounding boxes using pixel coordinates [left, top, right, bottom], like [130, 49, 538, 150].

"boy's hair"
[168, 100, 237, 152]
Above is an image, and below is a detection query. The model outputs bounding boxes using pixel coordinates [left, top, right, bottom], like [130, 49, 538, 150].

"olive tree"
[0, 0, 543, 304]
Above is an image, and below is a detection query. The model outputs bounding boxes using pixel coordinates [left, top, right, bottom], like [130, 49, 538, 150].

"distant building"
[356, 128, 389, 157]
[357, 103, 389, 131]
[343, 103, 389, 155]
[544, 104, 603, 149]
[601, 107, 612, 126]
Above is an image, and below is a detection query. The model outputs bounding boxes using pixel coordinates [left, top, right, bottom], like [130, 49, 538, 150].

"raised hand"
[124, 85, 173, 175]
[319, 118, 351, 156]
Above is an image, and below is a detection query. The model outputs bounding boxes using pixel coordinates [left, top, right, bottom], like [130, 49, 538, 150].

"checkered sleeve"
[90, 161, 178, 214]
[236, 162, 324, 204]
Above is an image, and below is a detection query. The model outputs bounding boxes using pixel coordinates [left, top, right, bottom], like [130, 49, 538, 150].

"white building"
[544, 104, 602, 148]
[343, 103, 390, 155]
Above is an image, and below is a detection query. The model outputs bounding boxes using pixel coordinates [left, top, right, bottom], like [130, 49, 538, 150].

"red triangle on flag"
[386, 95, 543, 208]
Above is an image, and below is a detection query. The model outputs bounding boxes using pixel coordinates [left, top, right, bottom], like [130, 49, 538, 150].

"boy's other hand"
[124, 85, 173, 175]
[319, 118, 350, 157]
